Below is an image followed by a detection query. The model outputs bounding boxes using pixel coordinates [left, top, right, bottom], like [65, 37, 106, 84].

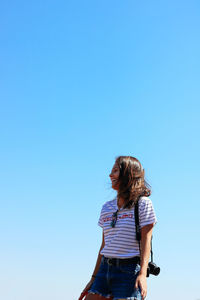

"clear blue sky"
[0, 1, 200, 299]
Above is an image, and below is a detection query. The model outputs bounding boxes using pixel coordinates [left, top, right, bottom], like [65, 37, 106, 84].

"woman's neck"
[117, 196, 125, 209]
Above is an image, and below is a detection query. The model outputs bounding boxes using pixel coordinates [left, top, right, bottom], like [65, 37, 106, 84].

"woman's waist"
[102, 255, 140, 266]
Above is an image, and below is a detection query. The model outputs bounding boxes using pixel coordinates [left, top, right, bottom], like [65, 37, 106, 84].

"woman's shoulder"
[101, 198, 117, 211]
[138, 195, 152, 205]
[138, 195, 157, 224]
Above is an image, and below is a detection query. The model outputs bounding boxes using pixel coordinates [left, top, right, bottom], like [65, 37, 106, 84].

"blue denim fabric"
[88, 257, 142, 300]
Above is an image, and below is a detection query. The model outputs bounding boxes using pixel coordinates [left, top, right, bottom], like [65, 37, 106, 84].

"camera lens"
[153, 266, 160, 276]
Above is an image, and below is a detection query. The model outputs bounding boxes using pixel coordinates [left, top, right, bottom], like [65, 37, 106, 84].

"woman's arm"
[135, 223, 154, 300]
[139, 223, 153, 275]
[81, 231, 105, 295]
[91, 231, 105, 277]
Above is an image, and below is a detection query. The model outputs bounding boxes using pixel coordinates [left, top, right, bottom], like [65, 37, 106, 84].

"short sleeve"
[138, 197, 157, 228]
[98, 206, 104, 228]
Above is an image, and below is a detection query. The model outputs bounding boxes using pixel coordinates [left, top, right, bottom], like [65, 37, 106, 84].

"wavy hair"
[115, 156, 151, 209]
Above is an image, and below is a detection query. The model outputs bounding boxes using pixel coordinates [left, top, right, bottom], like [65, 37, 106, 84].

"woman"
[80, 156, 157, 300]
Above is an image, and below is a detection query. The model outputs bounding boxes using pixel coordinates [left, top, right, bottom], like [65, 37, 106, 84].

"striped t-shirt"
[98, 196, 157, 258]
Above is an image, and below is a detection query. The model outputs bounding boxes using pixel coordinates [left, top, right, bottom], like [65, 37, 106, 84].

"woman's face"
[109, 162, 120, 190]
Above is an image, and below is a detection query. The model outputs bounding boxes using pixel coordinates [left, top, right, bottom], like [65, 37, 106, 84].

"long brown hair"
[115, 156, 151, 209]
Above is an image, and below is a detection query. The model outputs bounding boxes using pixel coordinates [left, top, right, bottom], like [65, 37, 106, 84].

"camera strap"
[134, 201, 153, 263]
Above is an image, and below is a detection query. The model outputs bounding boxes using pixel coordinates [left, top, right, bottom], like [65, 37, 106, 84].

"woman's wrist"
[139, 271, 146, 276]
[139, 266, 148, 276]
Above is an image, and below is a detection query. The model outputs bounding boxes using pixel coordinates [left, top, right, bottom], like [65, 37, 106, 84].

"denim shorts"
[88, 256, 142, 300]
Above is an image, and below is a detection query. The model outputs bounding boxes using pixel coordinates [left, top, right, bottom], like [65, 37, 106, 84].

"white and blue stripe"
[98, 196, 157, 258]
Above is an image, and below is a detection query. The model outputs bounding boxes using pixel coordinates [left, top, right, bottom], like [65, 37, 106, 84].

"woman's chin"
[112, 184, 118, 191]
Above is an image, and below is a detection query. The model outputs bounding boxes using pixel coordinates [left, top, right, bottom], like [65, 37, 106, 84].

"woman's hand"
[134, 274, 147, 300]
[79, 277, 95, 298]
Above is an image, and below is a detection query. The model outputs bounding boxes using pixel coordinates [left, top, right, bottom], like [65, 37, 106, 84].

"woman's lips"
[111, 179, 117, 184]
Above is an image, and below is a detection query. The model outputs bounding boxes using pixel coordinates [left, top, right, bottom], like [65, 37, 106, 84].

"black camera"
[146, 262, 160, 277]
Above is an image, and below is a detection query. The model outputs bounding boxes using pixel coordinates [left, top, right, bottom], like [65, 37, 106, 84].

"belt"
[103, 256, 140, 266]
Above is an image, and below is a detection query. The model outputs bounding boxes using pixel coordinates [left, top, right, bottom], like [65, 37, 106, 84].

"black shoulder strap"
[134, 201, 141, 241]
